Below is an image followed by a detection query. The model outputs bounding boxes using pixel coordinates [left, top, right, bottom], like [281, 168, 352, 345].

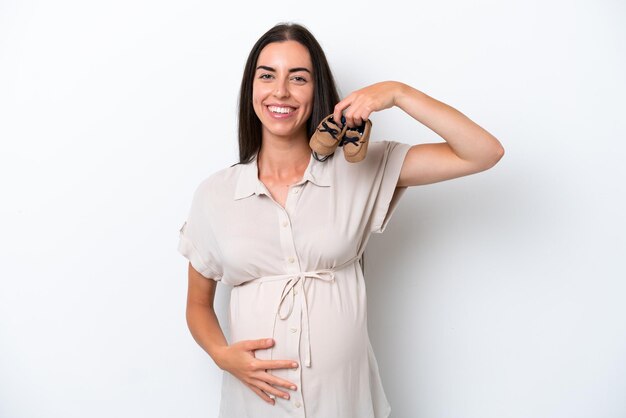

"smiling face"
[252, 40, 315, 142]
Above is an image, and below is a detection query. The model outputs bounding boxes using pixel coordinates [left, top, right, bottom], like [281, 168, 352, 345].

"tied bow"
[319, 120, 342, 139]
[272, 270, 336, 368]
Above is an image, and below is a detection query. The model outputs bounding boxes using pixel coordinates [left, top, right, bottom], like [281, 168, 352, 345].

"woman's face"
[252, 40, 314, 141]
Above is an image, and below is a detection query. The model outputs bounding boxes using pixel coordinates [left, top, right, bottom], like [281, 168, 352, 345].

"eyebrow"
[256, 65, 311, 74]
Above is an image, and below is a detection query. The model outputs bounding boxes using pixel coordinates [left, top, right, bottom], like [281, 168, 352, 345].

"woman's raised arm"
[333, 81, 505, 186]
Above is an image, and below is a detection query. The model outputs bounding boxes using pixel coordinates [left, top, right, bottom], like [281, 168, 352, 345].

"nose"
[273, 78, 290, 99]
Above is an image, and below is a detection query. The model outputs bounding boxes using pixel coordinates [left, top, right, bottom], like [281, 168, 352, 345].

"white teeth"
[268, 106, 294, 114]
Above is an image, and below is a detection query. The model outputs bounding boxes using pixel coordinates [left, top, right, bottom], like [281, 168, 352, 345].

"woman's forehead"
[256, 41, 312, 71]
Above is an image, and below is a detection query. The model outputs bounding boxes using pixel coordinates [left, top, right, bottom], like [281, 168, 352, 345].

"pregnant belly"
[229, 272, 369, 374]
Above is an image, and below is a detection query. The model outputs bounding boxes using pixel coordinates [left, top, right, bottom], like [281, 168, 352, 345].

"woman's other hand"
[215, 338, 299, 406]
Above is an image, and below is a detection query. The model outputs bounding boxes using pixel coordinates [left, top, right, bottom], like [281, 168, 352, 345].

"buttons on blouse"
[292, 188, 299, 194]
[294, 400, 301, 408]
[288, 257, 295, 264]
[282, 220, 289, 227]
[290, 327, 298, 333]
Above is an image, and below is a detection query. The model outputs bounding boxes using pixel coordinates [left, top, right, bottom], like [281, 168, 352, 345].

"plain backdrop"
[1, 0, 625, 417]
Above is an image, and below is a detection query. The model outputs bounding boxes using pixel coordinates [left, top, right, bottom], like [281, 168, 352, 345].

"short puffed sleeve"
[366, 140, 412, 234]
[177, 179, 223, 281]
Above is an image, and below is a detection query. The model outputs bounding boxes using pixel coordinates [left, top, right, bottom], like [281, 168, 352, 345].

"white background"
[1, 0, 625, 417]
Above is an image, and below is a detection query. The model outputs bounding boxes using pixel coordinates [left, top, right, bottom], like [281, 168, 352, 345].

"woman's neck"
[257, 135, 311, 182]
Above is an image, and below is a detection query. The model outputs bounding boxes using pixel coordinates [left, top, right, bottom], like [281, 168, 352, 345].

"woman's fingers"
[333, 81, 401, 127]
[255, 358, 298, 371]
[333, 99, 350, 125]
[224, 338, 299, 405]
[343, 110, 366, 129]
[240, 338, 275, 351]
[334, 97, 358, 128]
[245, 381, 275, 405]
[334, 97, 370, 128]
[250, 377, 291, 401]
[251, 368, 298, 391]
[351, 115, 364, 127]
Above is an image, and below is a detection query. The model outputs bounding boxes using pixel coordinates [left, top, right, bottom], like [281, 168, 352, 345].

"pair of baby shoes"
[309, 114, 372, 163]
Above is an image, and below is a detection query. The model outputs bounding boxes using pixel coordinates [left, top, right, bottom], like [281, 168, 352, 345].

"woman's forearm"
[186, 303, 228, 368]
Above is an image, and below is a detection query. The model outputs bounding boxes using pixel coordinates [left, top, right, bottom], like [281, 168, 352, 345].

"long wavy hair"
[237, 23, 340, 164]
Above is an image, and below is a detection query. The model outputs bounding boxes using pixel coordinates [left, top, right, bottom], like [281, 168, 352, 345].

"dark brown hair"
[237, 22, 340, 164]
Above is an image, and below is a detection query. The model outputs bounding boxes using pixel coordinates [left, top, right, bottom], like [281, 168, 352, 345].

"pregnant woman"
[178, 22, 504, 418]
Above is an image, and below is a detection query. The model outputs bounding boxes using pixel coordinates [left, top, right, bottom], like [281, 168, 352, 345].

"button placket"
[283, 278, 303, 413]
[280, 187, 302, 274]
[277, 185, 306, 414]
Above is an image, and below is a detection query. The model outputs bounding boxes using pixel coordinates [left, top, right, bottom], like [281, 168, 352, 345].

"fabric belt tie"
[249, 249, 365, 368]
[277, 270, 334, 368]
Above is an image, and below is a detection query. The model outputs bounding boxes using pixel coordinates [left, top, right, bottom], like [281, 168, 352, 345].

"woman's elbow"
[492, 142, 505, 165]
[482, 139, 505, 170]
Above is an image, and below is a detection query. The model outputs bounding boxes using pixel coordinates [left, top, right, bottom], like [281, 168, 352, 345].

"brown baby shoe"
[341, 119, 372, 163]
[309, 114, 347, 158]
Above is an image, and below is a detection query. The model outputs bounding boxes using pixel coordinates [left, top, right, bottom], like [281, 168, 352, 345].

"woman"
[178, 22, 504, 418]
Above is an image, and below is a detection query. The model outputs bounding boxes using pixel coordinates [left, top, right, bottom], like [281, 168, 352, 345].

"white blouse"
[178, 140, 411, 418]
